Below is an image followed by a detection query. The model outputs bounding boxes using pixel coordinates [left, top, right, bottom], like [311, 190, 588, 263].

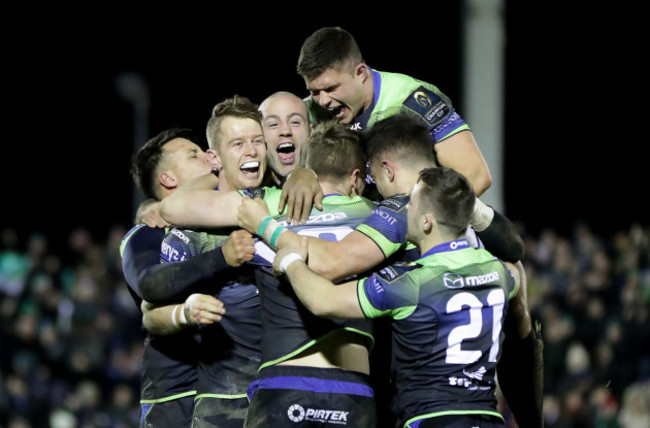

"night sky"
[4, 4, 643, 250]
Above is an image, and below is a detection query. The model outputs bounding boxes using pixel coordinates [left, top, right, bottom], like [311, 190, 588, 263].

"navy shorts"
[140, 394, 195, 427]
[405, 414, 504, 428]
[192, 395, 250, 428]
[244, 365, 376, 427]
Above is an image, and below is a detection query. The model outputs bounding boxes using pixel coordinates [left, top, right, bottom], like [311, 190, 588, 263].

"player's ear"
[206, 149, 220, 168]
[350, 168, 364, 196]
[423, 213, 434, 234]
[355, 63, 369, 83]
[159, 171, 177, 191]
[382, 160, 395, 182]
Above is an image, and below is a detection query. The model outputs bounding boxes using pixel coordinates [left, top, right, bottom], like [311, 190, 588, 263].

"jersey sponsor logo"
[465, 271, 500, 286]
[161, 241, 185, 262]
[288, 404, 305, 422]
[170, 228, 190, 244]
[370, 208, 398, 226]
[449, 239, 470, 250]
[448, 371, 491, 391]
[305, 211, 349, 225]
[443, 271, 500, 289]
[369, 276, 385, 294]
[287, 403, 349, 424]
[277, 212, 350, 228]
[442, 272, 464, 289]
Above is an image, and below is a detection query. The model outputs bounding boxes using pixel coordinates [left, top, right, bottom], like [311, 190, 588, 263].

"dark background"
[3, 4, 643, 250]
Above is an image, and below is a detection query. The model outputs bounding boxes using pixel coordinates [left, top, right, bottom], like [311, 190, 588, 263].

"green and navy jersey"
[240, 187, 378, 369]
[355, 192, 419, 262]
[306, 67, 470, 141]
[307, 67, 470, 200]
[241, 186, 381, 266]
[355, 192, 480, 263]
[120, 224, 199, 403]
[358, 239, 517, 425]
[161, 227, 262, 399]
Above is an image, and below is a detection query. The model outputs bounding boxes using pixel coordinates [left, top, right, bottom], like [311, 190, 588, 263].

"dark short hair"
[364, 112, 437, 166]
[416, 167, 475, 235]
[297, 27, 364, 80]
[130, 128, 200, 200]
[306, 120, 366, 182]
[206, 95, 262, 151]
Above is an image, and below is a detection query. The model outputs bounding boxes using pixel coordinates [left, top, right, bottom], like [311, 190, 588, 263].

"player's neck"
[218, 176, 235, 192]
[420, 225, 464, 253]
[320, 182, 350, 198]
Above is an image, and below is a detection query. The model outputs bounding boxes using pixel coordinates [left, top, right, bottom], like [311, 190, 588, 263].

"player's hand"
[272, 236, 309, 276]
[135, 199, 170, 228]
[222, 229, 256, 267]
[184, 294, 225, 325]
[278, 167, 323, 225]
[238, 197, 272, 234]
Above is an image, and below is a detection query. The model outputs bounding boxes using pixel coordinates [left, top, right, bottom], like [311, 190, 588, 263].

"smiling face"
[213, 116, 266, 191]
[260, 92, 311, 182]
[304, 63, 369, 124]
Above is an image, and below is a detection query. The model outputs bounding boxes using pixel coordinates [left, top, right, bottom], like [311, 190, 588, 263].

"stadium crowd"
[1, 219, 648, 427]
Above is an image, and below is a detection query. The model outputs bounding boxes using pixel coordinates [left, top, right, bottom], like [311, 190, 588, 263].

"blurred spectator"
[617, 380, 650, 428]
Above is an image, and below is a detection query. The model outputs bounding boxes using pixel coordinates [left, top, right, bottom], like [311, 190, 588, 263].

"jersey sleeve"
[120, 225, 166, 300]
[401, 83, 470, 142]
[502, 261, 519, 300]
[160, 227, 223, 263]
[355, 194, 410, 258]
[358, 263, 420, 320]
[120, 225, 231, 303]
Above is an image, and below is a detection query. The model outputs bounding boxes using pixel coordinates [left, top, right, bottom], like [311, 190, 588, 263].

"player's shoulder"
[375, 69, 439, 95]
[119, 224, 165, 257]
[376, 193, 410, 211]
[122, 224, 165, 243]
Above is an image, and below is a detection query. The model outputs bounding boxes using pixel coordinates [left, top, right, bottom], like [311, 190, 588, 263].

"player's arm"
[160, 172, 242, 227]
[272, 238, 365, 319]
[238, 196, 385, 282]
[471, 198, 525, 263]
[498, 261, 544, 428]
[141, 293, 226, 335]
[305, 231, 384, 282]
[434, 130, 492, 196]
[123, 227, 253, 304]
[135, 199, 170, 228]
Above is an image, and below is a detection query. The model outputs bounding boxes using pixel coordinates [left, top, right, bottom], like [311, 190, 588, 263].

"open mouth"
[329, 105, 345, 120]
[277, 143, 296, 165]
[240, 161, 261, 175]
